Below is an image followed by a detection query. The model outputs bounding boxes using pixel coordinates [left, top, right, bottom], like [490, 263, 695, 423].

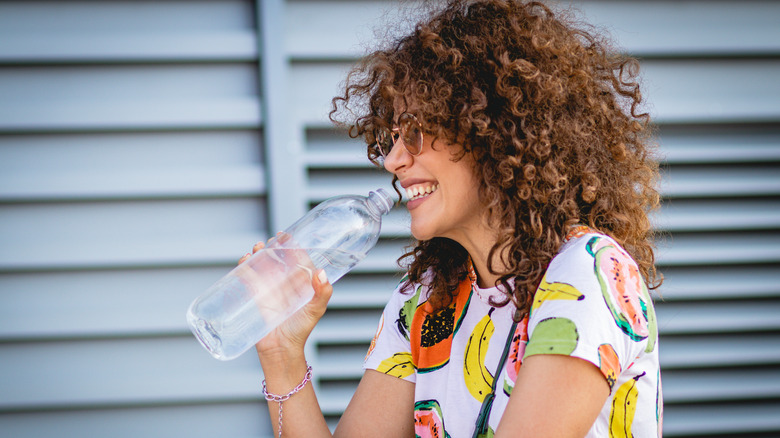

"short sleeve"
[523, 234, 658, 392]
[363, 279, 424, 383]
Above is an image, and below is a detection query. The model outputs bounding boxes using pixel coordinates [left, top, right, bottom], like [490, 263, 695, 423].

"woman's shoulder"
[554, 227, 637, 269]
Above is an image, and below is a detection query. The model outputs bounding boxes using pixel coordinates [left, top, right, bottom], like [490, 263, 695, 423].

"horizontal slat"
[663, 368, 780, 403]
[326, 273, 400, 308]
[306, 151, 374, 169]
[661, 166, 780, 198]
[317, 344, 370, 380]
[0, 402, 272, 438]
[0, 97, 261, 132]
[0, 233, 264, 272]
[305, 128, 372, 168]
[0, 165, 265, 201]
[653, 199, 780, 232]
[0, 64, 257, 101]
[0, 267, 227, 340]
[0, 198, 266, 243]
[0, 32, 257, 63]
[0, 63, 260, 132]
[660, 334, 780, 369]
[0, 0, 256, 63]
[313, 310, 381, 344]
[664, 401, 780, 436]
[318, 380, 361, 415]
[655, 233, 780, 266]
[659, 124, 780, 164]
[647, 59, 780, 124]
[658, 265, 780, 301]
[655, 301, 780, 335]
[0, 336, 263, 411]
[0, 130, 262, 171]
[306, 169, 393, 201]
[0, 1, 253, 33]
[285, 0, 780, 59]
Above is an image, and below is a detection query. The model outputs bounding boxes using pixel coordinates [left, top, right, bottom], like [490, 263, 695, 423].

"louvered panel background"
[1, 1, 779, 437]
[0, 1, 274, 437]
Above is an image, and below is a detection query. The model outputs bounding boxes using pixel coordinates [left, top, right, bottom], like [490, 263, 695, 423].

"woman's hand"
[238, 236, 333, 363]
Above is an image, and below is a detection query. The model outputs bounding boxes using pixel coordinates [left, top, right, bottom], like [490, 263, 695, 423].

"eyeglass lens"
[376, 113, 423, 157]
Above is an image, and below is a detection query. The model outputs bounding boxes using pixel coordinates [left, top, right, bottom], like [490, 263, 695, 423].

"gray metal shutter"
[0, 1, 275, 437]
[1, 1, 779, 437]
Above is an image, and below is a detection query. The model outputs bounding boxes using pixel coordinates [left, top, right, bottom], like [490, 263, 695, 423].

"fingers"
[238, 233, 276, 265]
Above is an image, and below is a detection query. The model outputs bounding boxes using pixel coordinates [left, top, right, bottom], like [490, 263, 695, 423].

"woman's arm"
[245, 242, 414, 437]
[495, 354, 609, 438]
[337, 370, 415, 437]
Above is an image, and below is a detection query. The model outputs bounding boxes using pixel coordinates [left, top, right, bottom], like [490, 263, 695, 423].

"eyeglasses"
[375, 112, 424, 158]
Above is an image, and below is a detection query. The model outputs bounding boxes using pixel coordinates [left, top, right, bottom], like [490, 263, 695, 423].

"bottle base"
[189, 318, 229, 360]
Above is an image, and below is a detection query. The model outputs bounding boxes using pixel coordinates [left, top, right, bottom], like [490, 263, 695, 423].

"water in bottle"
[187, 189, 394, 360]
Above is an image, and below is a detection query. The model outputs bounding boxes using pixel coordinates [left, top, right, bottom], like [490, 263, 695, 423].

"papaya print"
[524, 317, 579, 357]
[587, 237, 653, 343]
[397, 285, 423, 340]
[414, 399, 451, 438]
[609, 371, 645, 437]
[503, 314, 528, 396]
[530, 274, 585, 315]
[365, 312, 384, 361]
[376, 352, 415, 379]
[411, 277, 472, 373]
[464, 308, 496, 401]
[598, 343, 621, 391]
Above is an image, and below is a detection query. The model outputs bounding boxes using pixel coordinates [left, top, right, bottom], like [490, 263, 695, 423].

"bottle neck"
[366, 189, 393, 218]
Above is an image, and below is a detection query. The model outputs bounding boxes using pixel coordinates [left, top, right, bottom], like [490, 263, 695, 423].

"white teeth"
[405, 184, 439, 201]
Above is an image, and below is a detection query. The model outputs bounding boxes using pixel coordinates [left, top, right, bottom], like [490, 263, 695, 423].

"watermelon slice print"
[587, 237, 651, 342]
[414, 399, 451, 438]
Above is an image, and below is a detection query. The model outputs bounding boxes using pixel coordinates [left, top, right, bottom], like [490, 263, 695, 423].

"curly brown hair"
[330, 0, 662, 316]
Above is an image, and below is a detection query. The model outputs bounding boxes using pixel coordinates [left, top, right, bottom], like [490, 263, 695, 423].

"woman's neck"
[456, 226, 508, 289]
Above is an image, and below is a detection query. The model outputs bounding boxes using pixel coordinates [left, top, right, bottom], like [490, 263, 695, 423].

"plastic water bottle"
[187, 188, 394, 360]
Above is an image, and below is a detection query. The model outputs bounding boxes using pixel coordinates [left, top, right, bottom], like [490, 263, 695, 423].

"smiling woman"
[252, 1, 663, 437]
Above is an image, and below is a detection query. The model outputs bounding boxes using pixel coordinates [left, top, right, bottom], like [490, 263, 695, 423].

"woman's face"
[382, 120, 485, 243]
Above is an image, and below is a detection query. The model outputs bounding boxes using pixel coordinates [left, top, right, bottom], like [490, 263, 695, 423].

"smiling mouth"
[406, 184, 439, 201]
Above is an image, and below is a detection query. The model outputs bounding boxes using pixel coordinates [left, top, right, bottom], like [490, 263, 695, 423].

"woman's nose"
[383, 137, 413, 174]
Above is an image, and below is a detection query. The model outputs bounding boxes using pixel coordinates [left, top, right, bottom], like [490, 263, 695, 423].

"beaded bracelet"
[262, 364, 313, 438]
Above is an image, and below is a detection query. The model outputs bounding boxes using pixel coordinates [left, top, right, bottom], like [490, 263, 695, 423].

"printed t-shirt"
[363, 229, 662, 437]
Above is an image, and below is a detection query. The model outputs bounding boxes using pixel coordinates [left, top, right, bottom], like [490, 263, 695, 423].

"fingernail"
[317, 270, 328, 284]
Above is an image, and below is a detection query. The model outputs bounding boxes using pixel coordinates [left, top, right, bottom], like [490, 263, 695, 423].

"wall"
[0, 1, 778, 436]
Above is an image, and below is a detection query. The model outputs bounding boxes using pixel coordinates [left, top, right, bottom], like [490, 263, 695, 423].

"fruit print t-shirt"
[363, 228, 662, 437]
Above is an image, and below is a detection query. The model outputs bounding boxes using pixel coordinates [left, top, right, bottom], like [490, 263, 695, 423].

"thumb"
[307, 269, 333, 317]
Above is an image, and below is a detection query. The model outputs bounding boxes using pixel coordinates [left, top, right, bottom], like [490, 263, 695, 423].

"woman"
[246, 0, 663, 436]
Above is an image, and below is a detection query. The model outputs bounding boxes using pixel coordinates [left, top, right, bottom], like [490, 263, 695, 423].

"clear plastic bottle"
[187, 189, 394, 360]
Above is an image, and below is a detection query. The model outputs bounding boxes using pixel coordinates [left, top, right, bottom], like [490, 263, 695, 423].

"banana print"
[610, 372, 645, 437]
[464, 308, 495, 401]
[530, 275, 585, 315]
[377, 352, 415, 379]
